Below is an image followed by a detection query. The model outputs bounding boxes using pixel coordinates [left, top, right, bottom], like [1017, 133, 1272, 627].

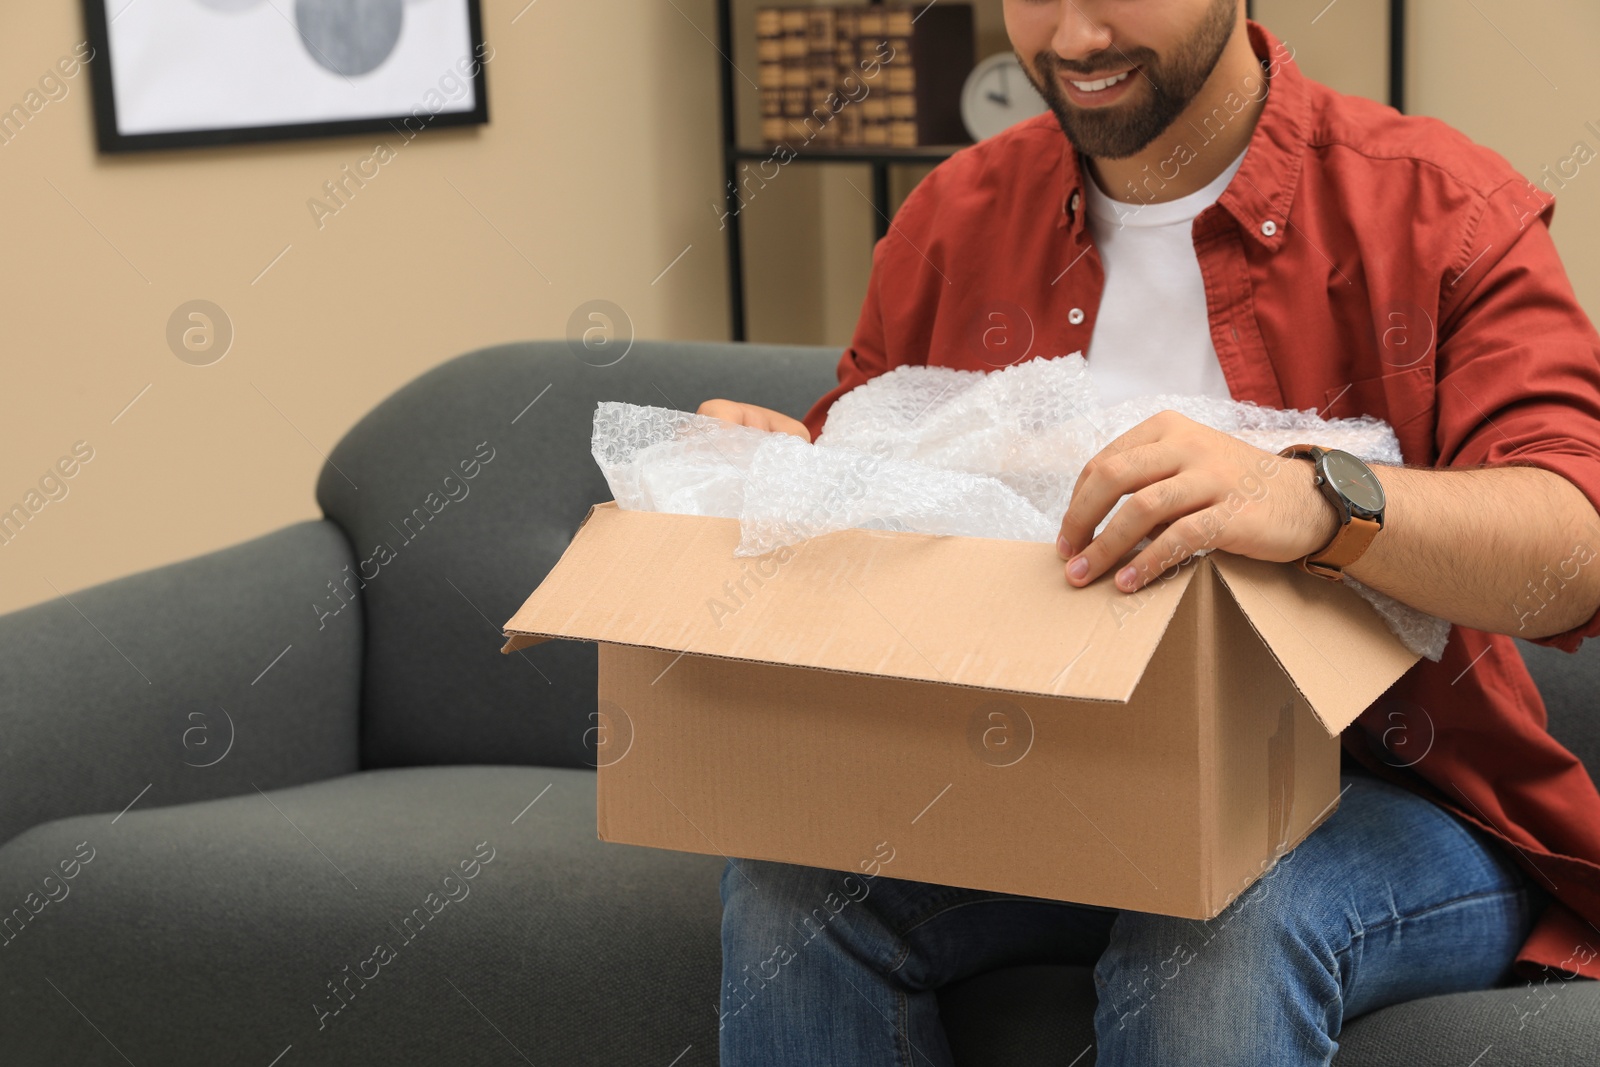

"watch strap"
[1302, 515, 1382, 580]
[1278, 443, 1320, 462]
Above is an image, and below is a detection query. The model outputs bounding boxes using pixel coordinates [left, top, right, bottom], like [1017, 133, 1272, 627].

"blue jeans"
[718, 763, 1551, 1066]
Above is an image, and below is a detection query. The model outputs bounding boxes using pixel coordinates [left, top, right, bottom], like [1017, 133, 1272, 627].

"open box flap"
[1208, 552, 1423, 736]
[500, 502, 1198, 703]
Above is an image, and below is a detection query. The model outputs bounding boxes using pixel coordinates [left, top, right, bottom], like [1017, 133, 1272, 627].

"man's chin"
[1049, 117, 1148, 160]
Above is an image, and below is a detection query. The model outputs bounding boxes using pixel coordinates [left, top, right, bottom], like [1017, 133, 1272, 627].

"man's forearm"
[1337, 463, 1600, 640]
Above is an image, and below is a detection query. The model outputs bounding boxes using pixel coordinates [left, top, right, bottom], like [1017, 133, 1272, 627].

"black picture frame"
[81, 0, 489, 154]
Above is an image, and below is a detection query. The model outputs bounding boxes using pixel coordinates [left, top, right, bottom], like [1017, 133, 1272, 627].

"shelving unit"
[713, 0, 972, 341]
[713, 0, 1403, 342]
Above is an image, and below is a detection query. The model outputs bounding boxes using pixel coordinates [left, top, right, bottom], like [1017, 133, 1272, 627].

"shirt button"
[1070, 192, 1081, 213]
[1261, 220, 1278, 236]
[1068, 307, 1085, 325]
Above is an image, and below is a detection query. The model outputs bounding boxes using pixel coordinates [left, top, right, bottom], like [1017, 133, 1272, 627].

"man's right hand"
[697, 399, 812, 443]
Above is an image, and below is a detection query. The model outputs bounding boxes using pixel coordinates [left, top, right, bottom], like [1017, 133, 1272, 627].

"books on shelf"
[782, 9, 811, 141]
[755, 9, 785, 144]
[755, 3, 975, 150]
[807, 7, 839, 145]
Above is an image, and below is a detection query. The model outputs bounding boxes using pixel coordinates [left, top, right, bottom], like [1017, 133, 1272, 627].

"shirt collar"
[1058, 19, 1309, 252]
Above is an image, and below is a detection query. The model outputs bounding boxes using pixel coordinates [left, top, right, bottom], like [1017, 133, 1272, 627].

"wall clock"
[960, 52, 1049, 142]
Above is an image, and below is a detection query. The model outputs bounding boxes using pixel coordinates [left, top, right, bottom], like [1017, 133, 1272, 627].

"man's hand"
[697, 399, 812, 442]
[1056, 410, 1340, 593]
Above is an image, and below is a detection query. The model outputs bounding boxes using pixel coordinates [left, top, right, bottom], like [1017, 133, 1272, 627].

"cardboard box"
[500, 502, 1420, 919]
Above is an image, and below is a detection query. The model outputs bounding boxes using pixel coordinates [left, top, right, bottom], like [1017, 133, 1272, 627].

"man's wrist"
[1294, 456, 1343, 558]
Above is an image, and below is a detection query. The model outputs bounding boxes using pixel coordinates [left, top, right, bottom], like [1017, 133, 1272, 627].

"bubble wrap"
[591, 355, 1450, 662]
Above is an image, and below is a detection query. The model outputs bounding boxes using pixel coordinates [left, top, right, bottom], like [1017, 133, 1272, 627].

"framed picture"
[81, 0, 489, 153]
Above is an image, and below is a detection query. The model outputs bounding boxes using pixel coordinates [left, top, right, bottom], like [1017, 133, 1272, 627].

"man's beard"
[1020, 0, 1240, 160]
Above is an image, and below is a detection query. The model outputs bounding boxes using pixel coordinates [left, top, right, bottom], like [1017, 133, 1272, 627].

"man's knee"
[1093, 865, 1348, 1038]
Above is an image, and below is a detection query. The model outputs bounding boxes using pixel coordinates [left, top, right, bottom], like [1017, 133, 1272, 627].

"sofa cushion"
[0, 766, 725, 1066]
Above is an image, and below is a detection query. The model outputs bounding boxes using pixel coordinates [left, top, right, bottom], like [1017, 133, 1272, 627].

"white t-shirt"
[1081, 144, 1248, 408]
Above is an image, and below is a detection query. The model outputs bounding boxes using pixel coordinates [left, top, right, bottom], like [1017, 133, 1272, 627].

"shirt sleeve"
[1433, 176, 1600, 652]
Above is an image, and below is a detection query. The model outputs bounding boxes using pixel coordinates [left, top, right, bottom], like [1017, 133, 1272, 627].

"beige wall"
[0, 0, 731, 615]
[3, 0, 1598, 616]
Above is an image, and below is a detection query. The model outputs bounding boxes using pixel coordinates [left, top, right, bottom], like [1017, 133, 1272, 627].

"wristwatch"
[1276, 444, 1386, 581]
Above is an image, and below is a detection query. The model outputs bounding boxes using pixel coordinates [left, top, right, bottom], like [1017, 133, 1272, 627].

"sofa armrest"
[0, 520, 361, 847]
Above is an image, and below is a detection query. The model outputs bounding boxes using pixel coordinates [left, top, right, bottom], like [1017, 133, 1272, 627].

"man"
[701, 2, 1600, 1063]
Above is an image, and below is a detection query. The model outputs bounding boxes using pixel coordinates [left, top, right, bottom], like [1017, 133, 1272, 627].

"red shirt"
[802, 19, 1600, 980]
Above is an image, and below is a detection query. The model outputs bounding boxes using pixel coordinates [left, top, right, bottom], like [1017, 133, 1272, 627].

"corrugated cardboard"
[501, 502, 1421, 918]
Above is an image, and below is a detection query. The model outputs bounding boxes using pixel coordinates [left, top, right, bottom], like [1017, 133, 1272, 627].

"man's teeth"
[1069, 70, 1131, 92]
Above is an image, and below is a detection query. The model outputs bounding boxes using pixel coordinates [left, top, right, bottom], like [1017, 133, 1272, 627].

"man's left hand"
[1056, 410, 1341, 592]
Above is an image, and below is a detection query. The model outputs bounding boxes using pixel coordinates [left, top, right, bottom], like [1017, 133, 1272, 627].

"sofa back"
[1515, 638, 1600, 781]
[315, 339, 839, 770]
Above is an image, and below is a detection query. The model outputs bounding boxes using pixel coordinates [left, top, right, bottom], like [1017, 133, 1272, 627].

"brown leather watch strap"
[1302, 515, 1382, 580]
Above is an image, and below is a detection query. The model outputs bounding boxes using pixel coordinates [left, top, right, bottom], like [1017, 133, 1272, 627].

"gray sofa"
[2, 339, 1596, 1065]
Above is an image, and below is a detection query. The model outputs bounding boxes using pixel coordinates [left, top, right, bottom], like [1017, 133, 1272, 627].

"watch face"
[1322, 449, 1385, 514]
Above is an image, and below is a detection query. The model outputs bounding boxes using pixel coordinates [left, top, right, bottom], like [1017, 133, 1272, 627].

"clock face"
[1323, 450, 1385, 514]
[961, 52, 1050, 143]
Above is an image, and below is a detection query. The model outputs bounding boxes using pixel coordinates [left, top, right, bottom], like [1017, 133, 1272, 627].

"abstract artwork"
[82, 0, 488, 152]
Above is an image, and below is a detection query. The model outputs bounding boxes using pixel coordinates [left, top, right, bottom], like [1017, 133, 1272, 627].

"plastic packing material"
[590, 354, 1451, 662]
